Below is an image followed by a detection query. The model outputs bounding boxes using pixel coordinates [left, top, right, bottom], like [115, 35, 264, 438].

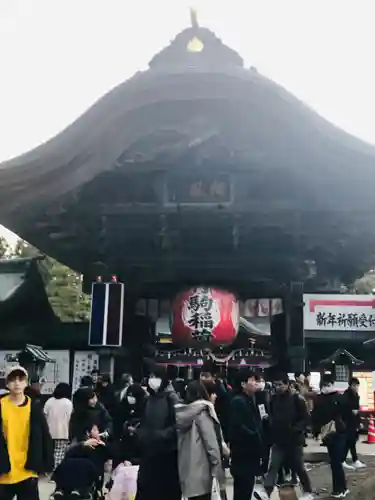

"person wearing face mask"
[132, 366, 181, 500]
[112, 384, 146, 468]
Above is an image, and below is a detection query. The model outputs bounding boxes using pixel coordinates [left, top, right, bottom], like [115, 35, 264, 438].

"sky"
[1, 0, 375, 244]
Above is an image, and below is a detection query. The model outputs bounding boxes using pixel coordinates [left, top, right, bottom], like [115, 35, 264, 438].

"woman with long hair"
[115, 383, 146, 466]
[176, 381, 223, 500]
[44, 382, 73, 470]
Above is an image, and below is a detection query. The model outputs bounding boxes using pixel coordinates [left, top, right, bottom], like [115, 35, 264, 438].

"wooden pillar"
[286, 282, 305, 373]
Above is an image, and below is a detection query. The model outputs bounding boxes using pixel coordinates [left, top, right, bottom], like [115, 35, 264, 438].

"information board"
[353, 371, 374, 412]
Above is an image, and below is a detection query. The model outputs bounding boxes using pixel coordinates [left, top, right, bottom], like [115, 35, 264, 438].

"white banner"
[304, 294, 375, 331]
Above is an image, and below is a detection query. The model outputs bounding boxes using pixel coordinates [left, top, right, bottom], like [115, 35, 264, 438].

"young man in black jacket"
[312, 374, 349, 498]
[342, 377, 366, 470]
[0, 365, 53, 500]
[229, 369, 263, 500]
[255, 375, 313, 500]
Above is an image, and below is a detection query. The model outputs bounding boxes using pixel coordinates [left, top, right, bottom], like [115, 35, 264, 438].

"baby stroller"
[52, 457, 106, 500]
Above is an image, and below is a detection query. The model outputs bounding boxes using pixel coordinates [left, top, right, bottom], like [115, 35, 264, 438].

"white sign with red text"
[304, 294, 375, 331]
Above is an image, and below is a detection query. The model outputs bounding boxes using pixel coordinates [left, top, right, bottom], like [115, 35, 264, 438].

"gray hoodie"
[175, 400, 222, 499]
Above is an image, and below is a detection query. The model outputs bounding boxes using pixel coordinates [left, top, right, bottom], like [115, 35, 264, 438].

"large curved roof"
[0, 23, 374, 285]
[1, 25, 375, 227]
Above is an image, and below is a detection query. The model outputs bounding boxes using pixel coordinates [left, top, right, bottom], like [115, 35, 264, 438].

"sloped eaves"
[0, 27, 374, 236]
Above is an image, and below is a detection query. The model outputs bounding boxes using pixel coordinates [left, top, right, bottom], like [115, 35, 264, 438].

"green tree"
[353, 270, 375, 294]
[14, 239, 91, 322]
[0, 236, 10, 258]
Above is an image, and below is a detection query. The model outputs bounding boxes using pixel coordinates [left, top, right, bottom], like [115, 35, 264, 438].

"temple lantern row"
[171, 287, 239, 348]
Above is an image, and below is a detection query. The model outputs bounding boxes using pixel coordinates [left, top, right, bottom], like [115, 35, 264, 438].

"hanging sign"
[304, 294, 375, 331]
[89, 282, 125, 347]
[171, 287, 239, 347]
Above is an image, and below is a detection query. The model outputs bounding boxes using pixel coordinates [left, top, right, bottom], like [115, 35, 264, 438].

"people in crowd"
[175, 381, 223, 500]
[342, 377, 366, 470]
[95, 373, 117, 418]
[254, 374, 271, 478]
[114, 383, 146, 466]
[203, 381, 230, 499]
[70, 387, 112, 442]
[133, 366, 181, 500]
[52, 423, 109, 499]
[91, 369, 100, 386]
[0, 365, 53, 500]
[201, 367, 231, 442]
[116, 373, 134, 402]
[229, 369, 263, 500]
[312, 374, 349, 499]
[257, 375, 313, 500]
[44, 382, 73, 470]
[25, 375, 42, 403]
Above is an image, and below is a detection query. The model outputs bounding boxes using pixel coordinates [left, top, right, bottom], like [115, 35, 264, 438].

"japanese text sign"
[304, 294, 375, 331]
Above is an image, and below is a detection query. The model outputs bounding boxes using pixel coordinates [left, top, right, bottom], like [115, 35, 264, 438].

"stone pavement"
[304, 437, 375, 462]
[38, 479, 280, 500]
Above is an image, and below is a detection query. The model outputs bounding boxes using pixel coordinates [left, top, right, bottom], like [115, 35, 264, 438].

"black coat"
[0, 397, 53, 475]
[95, 384, 117, 419]
[70, 402, 112, 441]
[268, 392, 309, 447]
[342, 388, 360, 431]
[229, 393, 263, 473]
[312, 391, 346, 437]
[135, 390, 181, 500]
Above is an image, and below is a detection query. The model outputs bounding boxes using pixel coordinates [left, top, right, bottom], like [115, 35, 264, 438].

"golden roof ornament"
[187, 7, 204, 53]
[187, 36, 204, 52]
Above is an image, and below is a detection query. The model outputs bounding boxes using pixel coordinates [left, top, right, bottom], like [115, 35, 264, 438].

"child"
[52, 423, 110, 499]
[0, 365, 53, 500]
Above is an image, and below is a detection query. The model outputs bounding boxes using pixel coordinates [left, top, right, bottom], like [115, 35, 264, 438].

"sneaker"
[342, 490, 350, 498]
[253, 486, 270, 500]
[331, 493, 344, 499]
[300, 494, 315, 500]
[342, 461, 355, 470]
[353, 460, 366, 469]
[51, 491, 63, 499]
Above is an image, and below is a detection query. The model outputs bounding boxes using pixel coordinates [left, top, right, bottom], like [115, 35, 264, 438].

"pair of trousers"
[326, 434, 347, 494]
[232, 472, 256, 500]
[0, 477, 39, 500]
[343, 429, 358, 463]
[264, 444, 312, 495]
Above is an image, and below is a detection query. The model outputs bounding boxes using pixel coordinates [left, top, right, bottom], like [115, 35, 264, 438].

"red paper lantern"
[171, 287, 239, 347]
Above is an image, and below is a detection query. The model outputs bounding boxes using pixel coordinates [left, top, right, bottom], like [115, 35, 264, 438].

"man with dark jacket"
[342, 377, 366, 469]
[312, 374, 349, 498]
[229, 369, 263, 500]
[256, 375, 313, 500]
[0, 365, 53, 500]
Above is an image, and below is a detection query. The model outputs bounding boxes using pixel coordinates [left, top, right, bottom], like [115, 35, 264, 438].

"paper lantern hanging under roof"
[171, 287, 239, 347]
